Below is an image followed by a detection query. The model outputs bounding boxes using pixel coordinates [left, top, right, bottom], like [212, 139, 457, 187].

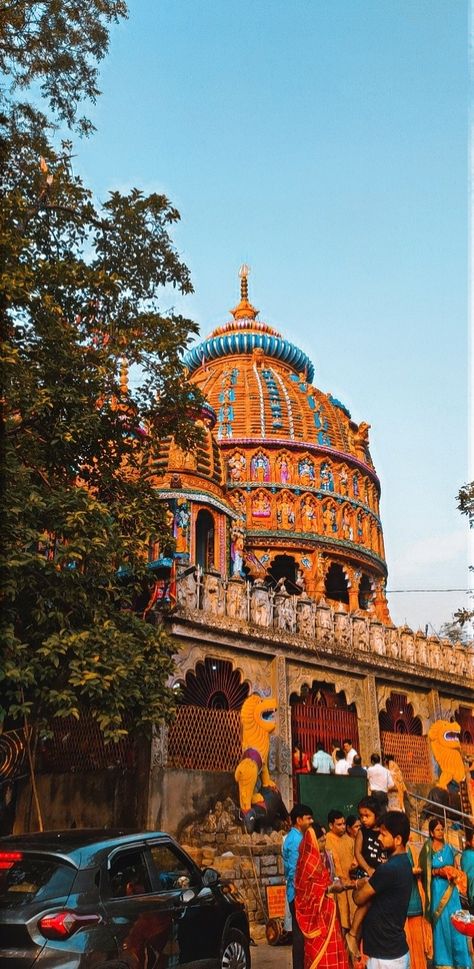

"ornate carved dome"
[182, 267, 388, 616]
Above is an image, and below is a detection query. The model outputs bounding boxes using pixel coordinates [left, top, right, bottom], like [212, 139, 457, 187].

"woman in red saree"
[295, 822, 350, 969]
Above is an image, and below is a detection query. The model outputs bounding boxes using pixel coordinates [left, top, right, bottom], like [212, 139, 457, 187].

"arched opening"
[358, 574, 373, 610]
[195, 509, 215, 571]
[266, 554, 301, 593]
[325, 563, 349, 605]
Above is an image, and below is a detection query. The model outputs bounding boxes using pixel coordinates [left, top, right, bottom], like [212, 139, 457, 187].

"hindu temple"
[12, 268, 474, 853]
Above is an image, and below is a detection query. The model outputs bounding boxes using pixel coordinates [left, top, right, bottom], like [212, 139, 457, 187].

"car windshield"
[0, 857, 76, 909]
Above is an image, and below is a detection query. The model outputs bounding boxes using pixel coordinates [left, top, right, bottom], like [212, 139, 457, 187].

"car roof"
[0, 829, 173, 866]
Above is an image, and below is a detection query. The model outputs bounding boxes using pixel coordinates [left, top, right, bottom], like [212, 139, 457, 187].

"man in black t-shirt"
[353, 810, 412, 969]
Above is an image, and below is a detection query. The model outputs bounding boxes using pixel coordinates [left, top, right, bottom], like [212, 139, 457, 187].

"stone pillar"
[273, 655, 292, 807]
[359, 674, 381, 763]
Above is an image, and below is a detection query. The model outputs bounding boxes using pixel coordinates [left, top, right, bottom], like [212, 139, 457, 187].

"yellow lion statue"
[428, 719, 466, 789]
[235, 693, 279, 826]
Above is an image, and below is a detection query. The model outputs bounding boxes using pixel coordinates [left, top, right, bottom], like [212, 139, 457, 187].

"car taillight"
[0, 851, 23, 870]
[39, 912, 101, 940]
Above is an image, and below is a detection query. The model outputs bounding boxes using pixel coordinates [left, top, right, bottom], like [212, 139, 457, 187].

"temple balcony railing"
[172, 567, 473, 682]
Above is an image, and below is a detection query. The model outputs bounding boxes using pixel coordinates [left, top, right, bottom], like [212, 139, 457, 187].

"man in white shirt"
[335, 749, 349, 775]
[367, 752, 396, 812]
[343, 738, 358, 768]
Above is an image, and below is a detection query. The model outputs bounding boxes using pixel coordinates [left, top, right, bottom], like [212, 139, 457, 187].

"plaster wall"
[14, 769, 141, 834]
[147, 768, 286, 839]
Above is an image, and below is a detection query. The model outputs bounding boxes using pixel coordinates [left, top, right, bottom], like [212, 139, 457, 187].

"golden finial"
[239, 264, 249, 300]
[231, 264, 258, 321]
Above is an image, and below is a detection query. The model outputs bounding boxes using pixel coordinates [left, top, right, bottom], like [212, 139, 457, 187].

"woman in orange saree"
[295, 823, 350, 969]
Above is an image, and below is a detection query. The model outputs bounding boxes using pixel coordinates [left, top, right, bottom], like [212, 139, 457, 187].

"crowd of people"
[283, 738, 474, 969]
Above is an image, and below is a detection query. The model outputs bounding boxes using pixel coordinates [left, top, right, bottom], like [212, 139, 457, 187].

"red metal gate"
[291, 703, 359, 766]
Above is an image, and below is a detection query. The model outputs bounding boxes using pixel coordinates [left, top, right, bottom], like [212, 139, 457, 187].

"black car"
[0, 829, 251, 969]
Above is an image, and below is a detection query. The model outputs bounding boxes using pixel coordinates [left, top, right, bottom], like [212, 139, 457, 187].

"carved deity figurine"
[225, 576, 246, 620]
[202, 573, 225, 616]
[370, 621, 385, 655]
[415, 634, 427, 666]
[251, 452, 270, 482]
[275, 592, 296, 633]
[230, 526, 245, 576]
[177, 568, 198, 612]
[352, 615, 369, 652]
[315, 601, 333, 647]
[385, 626, 399, 659]
[298, 457, 315, 484]
[301, 496, 317, 532]
[228, 452, 246, 482]
[341, 508, 352, 540]
[334, 608, 351, 650]
[252, 491, 271, 518]
[322, 506, 332, 535]
[297, 598, 315, 640]
[401, 629, 415, 664]
[339, 467, 349, 495]
[277, 455, 292, 484]
[173, 500, 190, 553]
[251, 581, 271, 627]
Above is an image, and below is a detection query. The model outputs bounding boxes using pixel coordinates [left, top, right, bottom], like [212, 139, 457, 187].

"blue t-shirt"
[282, 827, 303, 903]
[363, 852, 412, 959]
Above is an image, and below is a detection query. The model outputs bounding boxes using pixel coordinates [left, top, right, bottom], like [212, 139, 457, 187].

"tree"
[1, 1, 202, 788]
[454, 481, 474, 632]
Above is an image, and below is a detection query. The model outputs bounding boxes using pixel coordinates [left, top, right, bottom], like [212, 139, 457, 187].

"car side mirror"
[181, 888, 196, 904]
[201, 867, 219, 888]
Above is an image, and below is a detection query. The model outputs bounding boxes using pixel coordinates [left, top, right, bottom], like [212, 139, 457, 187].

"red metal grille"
[291, 704, 359, 765]
[380, 730, 433, 785]
[379, 693, 422, 735]
[37, 716, 136, 773]
[178, 658, 249, 710]
[167, 706, 242, 771]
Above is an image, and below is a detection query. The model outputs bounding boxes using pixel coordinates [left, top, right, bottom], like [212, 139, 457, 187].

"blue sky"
[76, 0, 471, 634]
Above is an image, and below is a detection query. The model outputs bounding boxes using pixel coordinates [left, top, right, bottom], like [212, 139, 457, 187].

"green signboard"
[298, 774, 367, 825]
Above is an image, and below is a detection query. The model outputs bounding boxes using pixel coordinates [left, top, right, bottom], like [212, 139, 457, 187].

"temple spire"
[231, 264, 259, 321]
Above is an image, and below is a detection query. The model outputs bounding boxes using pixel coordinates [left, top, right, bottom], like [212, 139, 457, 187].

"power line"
[387, 588, 472, 594]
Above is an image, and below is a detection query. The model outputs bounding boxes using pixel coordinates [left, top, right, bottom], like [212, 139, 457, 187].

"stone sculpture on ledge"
[234, 693, 289, 833]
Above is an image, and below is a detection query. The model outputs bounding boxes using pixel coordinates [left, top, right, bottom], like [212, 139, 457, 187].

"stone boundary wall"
[181, 825, 285, 930]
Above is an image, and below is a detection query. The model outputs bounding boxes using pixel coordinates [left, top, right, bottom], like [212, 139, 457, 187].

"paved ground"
[251, 942, 292, 968]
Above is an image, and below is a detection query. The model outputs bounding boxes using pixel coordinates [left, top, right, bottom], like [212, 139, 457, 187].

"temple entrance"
[266, 554, 301, 593]
[195, 509, 215, 570]
[325, 563, 349, 605]
[290, 682, 359, 792]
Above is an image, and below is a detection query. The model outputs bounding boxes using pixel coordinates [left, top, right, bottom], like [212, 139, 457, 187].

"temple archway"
[290, 682, 359, 777]
[195, 509, 215, 571]
[325, 562, 349, 605]
[167, 658, 249, 771]
[266, 554, 300, 593]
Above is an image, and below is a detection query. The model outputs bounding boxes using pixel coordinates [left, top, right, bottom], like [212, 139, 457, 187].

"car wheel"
[220, 928, 250, 969]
